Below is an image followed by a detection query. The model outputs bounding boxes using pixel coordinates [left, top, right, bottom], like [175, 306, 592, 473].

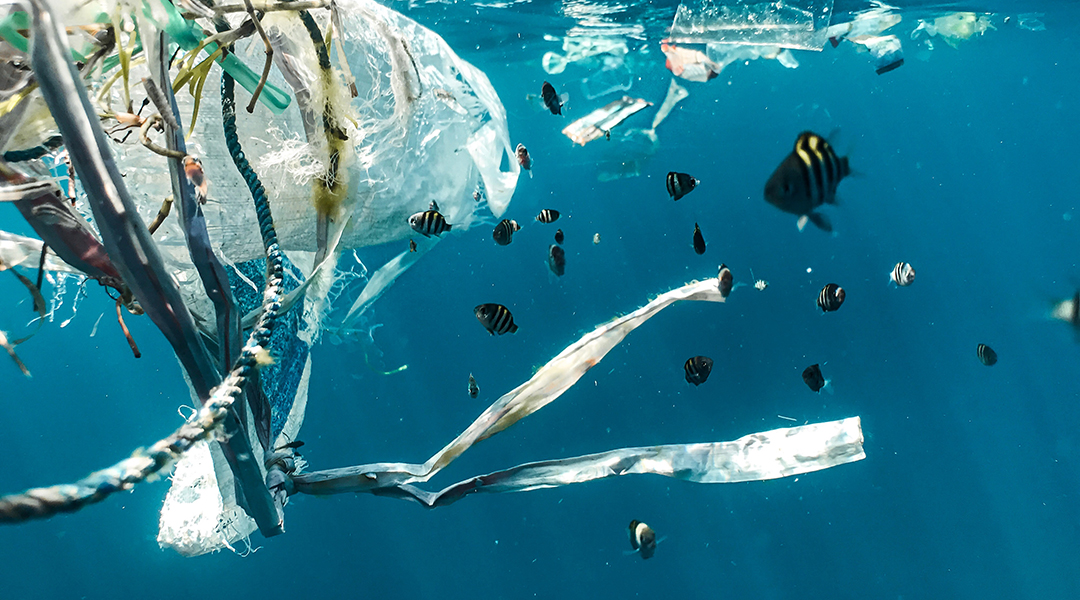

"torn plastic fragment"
[561, 96, 652, 146]
[295, 277, 732, 495]
[863, 35, 904, 74]
[669, 0, 835, 51]
[650, 79, 688, 131]
[662, 41, 721, 82]
[376, 417, 865, 508]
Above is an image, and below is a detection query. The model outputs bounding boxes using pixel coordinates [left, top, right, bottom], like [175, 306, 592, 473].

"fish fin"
[807, 212, 833, 232]
[445, 223, 453, 231]
[822, 379, 835, 395]
[560, 92, 570, 109]
[796, 215, 809, 231]
[509, 323, 519, 333]
[624, 549, 641, 556]
[528, 170, 533, 179]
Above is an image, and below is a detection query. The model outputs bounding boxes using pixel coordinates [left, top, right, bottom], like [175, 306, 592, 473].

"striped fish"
[817, 283, 845, 312]
[764, 131, 851, 232]
[890, 262, 916, 286]
[408, 209, 452, 237]
[684, 355, 713, 386]
[977, 343, 997, 366]
[666, 171, 698, 201]
[475, 303, 518, 335]
[493, 219, 520, 246]
[468, 373, 479, 398]
[536, 209, 560, 223]
[693, 223, 706, 255]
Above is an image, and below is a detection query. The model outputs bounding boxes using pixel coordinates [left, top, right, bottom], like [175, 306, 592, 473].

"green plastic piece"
[0, 11, 87, 62]
[140, 0, 291, 113]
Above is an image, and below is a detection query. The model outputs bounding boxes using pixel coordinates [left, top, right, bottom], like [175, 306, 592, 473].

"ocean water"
[1, 1, 1079, 599]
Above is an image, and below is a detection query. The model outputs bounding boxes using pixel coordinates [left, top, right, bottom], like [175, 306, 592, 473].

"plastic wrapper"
[561, 96, 651, 146]
[669, 0, 835, 51]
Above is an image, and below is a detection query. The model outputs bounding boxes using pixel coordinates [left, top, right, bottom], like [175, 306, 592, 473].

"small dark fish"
[275, 440, 305, 450]
[717, 264, 733, 298]
[536, 209, 560, 223]
[554, 229, 565, 244]
[692, 223, 706, 255]
[817, 283, 845, 312]
[684, 355, 713, 386]
[542, 81, 564, 115]
[765, 131, 850, 232]
[468, 373, 479, 398]
[605, 129, 611, 140]
[977, 343, 997, 366]
[493, 219, 520, 246]
[666, 171, 698, 201]
[409, 239, 417, 252]
[473, 190, 482, 202]
[802, 364, 826, 392]
[629, 520, 657, 560]
[408, 209, 452, 237]
[516, 143, 532, 177]
[475, 303, 518, 335]
[429, 200, 440, 212]
[890, 262, 915, 286]
[548, 244, 566, 277]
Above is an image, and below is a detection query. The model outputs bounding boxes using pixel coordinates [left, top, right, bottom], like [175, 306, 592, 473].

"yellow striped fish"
[765, 131, 851, 232]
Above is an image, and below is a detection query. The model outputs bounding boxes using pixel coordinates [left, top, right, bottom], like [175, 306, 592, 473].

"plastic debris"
[562, 96, 652, 146]
[669, 0, 836, 51]
[662, 41, 721, 82]
[291, 277, 865, 501]
[650, 79, 689, 131]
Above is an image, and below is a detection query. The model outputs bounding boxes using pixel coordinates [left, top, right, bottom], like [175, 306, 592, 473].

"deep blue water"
[2, 1, 1080, 599]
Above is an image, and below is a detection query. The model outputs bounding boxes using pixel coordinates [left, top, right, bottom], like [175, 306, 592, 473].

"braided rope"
[0, 74, 286, 525]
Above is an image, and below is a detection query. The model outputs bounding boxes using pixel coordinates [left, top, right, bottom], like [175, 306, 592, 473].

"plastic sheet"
[561, 96, 651, 146]
[669, 0, 835, 51]
[294, 277, 864, 502]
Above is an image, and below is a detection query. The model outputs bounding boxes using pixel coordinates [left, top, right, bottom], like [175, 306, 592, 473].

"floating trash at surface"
[668, 0, 836, 51]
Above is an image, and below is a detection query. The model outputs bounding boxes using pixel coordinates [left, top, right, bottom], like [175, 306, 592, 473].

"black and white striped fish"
[764, 131, 851, 232]
[693, 223, 706, 255]
[554, 229, 565, 244]
[890, 262, 916, 286]
[548, 244, 566, 277]
[684, 355, 713, 386]
[817, 283, 845, 312]
[475, 303, 518, 335]
[468, 373, 479, 398]
[493, 219, 520, 246]
[408, 209, 452, 237]
[536, 209, 560, 223]
[666, 171, 698, 201]
[628, 520, 657, 560]
[977, 343, 997, 366]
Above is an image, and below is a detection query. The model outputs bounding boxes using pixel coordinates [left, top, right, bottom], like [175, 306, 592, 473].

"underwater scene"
[0, 0, 1078, 598]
